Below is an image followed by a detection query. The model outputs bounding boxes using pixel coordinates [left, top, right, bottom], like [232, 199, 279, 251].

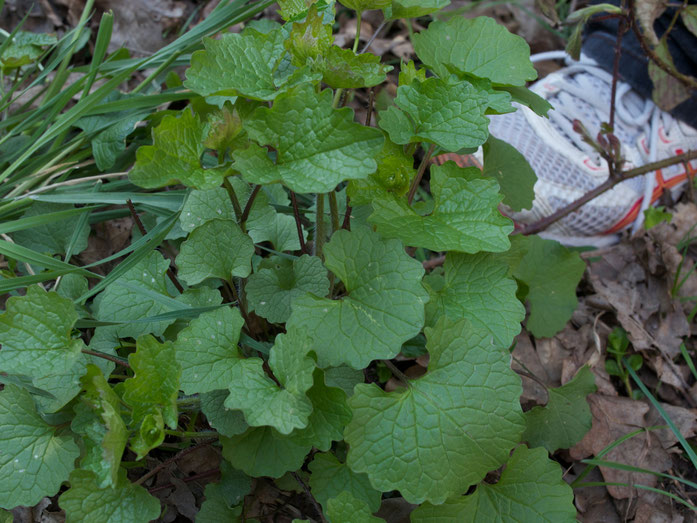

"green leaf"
[185, 26, 319, 101]
[246, 255, 330, 323]
[0, 384, 79, 509]
[482, 136, 537, 212]
[0, 31, 56, 69]
[222, 368, 350, 477]
[342, 0, 390, 12]
[297, 368, 352, 451]
[287, 227, 428, 368]
[197, 461, 250, 522]
[309, 453, 382, 513]
[75, 94, 148, 170]
[176, 219, 255, 285]
[509, 235, 586, 339]
[200, 389, 249, 437]
[129, 109, 229, 189]
[94, 251, 184, 339]
[498, 85, 553, 117]
[71, 365, 128, 488]
[369, 163, 512, 253]
[233, 85, 384, 194]
[313, 47, 392, 88]
[345, 317, 524, 504]
[384, 0, 449, 19]
[59, 469, 160, 523]
[12, 202, 89, 257]
[0, 285, 83, 377]
[174, 307, 245, 395]
[222, 425, 311, 478]
[378, 77, 489, 152]
[284, 6, 333, 64]
[412, 16, 537, 86]
[411, 445, 576, 522]
[644, 205, 673, 229]
[326, 491, 384, 523]
[425, 253, 525, 347]
[32, 354, 89, 414]
[224, 330, 315, 434]
[682, 6, 697, 37]
[180, 188, 236, 233]
[523, 366, 596, 453]
[122, 336, 181, 459]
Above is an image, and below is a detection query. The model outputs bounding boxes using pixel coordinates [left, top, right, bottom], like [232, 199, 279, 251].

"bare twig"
[82, 349, 131, 368]
[519, 149, 697, 236]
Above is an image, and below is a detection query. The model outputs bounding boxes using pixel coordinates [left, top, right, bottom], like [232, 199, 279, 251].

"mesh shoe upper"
[485, 54, 697, 246]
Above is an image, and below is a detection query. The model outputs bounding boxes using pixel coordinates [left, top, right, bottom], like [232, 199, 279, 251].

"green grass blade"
[0, 239, 99, 277]
[0, 205, 101, 235]
[581, 458, 697, 490]
[28, 191, 186, 211]
[625, 358, 697, 469]
[571, 425, 667, 487]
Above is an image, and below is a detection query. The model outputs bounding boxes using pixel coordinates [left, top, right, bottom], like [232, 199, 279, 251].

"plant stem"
[608, 7, 627, 131]
[82, 349, 131, 368]
[164, 429, 219, 439]
[240, 183, 261, 225]
[290, 191, 308, 254]
[519, 149, 697, 236]
[126, 199, 184, 293]
[222, 177, 243, 221]
[383, 360, 411, 388]
[328, 190, 340, 233]
[315, 193, 326, 259]
[407, 143, 436, 205]
[176, 396, 200, 408]
[352, 11, 362, 53]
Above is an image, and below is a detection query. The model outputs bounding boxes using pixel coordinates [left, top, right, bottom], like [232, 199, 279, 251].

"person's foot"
[442, 53, 697, 247]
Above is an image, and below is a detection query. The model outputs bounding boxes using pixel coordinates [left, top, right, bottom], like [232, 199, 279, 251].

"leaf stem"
[223, 177, 243, 222]
[315, 193, 326, 259]
[126, 199, 184, 294]
[164, 429, 219, 439]
[82, 349, 131, 368]
[352, 11, 362, 53]
[383, 360, 411, 388]
[328, 190, 340, 233]
[290, 191, 309, 254]
[240, 183, 261, 225]
[407, 143, 436, 205]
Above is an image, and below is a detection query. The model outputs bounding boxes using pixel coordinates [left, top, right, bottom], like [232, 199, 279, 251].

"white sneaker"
[440, 51, 697, 247]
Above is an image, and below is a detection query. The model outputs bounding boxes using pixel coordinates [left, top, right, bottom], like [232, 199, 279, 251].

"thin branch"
[360, 19, 387, 54]
[365, 87, 375, 126]
[134, 440, 215, 486]
[407, 144, 436, 205]
[290, 191, 309, 254]
[126, 199, 184, 294]
[342, 196, 352, 231]
[608, 7, 628, 131]
[519, 149, 697, 236]
[82, 349, 131, 368]
[629, 0, 697, 90]
[240, 184, 261, 224]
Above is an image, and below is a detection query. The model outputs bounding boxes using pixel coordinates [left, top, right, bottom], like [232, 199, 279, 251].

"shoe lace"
[530, 50, 672, 233]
